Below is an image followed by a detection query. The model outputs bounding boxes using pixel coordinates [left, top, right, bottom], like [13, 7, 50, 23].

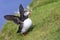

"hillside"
[0, 0, 60, 40]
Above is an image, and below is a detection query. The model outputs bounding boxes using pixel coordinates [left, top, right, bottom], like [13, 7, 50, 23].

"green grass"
[0, 0, 60, 40]
[30, 0, 60, 9]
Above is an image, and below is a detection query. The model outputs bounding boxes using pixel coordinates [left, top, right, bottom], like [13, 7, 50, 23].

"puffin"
[20, 10, 32, 35]
[4, 4, 32, 35]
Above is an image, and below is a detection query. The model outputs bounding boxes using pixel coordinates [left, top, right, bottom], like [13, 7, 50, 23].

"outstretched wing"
[19, 4, 25, 15]
[4, 15, 22, 24]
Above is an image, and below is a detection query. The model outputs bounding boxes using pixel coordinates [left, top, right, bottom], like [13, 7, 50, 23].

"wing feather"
[19, 4, 25, 15]
[4, 15, 22, 24]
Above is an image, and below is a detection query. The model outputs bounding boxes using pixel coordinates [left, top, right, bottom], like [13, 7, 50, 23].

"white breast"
[21, 18, 32, 34]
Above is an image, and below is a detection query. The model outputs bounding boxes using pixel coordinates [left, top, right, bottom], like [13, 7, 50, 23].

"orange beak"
[29, 12, 31, 15]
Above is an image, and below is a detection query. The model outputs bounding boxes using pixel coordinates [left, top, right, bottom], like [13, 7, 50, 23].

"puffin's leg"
[22, 33, 26, 40]
[22, 32, 27, 37]
[22, 33, 26, 36]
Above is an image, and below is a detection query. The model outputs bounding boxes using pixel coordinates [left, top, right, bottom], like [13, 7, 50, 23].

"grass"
[0, 0, 60, 40]
[30, 0, 60, 9]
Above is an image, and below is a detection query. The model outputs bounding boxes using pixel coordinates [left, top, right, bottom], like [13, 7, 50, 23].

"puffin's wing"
[4, 15, 22, 24]
[19, 4, 25, 15]
[17, 24, 23, 33]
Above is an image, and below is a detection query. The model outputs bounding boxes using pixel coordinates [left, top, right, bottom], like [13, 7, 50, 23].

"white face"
[24, 11, 30, 16]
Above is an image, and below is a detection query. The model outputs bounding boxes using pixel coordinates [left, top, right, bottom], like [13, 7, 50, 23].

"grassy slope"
[0, 0, 60, 40]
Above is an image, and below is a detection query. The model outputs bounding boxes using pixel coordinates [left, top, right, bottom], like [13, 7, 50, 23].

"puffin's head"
[24, 6, 32, 16]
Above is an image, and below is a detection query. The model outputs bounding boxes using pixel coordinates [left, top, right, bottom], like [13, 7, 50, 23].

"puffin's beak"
[29, 12, 31, 15]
